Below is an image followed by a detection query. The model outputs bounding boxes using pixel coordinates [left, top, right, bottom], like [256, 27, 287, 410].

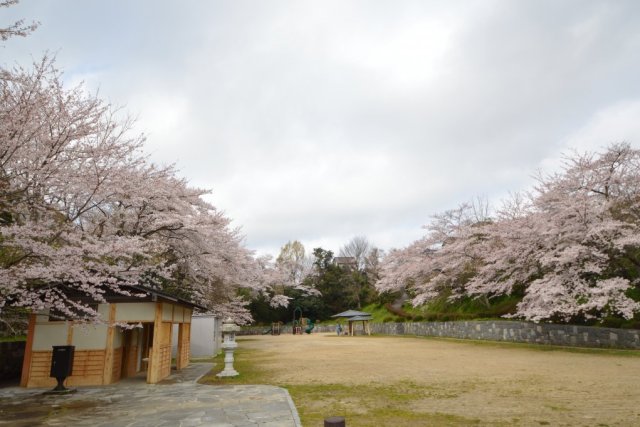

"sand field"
[238, 333, 640, 426]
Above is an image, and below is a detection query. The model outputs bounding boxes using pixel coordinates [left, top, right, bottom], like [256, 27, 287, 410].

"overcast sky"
[4, 1, 640, 257]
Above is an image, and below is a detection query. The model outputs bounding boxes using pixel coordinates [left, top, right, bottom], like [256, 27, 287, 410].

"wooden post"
[176, 323, 190, 370]
[102, 304, 116, 384]
[147, 302, 164, 383]
[122, 329, 137, 378]
[66, 321, 74, 345]
[20, 314, 36, 387]
[176, 323, 184, 370]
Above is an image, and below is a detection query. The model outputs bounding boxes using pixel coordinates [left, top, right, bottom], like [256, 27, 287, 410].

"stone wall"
[240, 321, 640, 349]
[370, 320, 640, 349]
[0, 341, 25, 382]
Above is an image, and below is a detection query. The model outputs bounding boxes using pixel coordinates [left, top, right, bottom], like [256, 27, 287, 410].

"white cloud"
[562, 100, 640, 151]
[4, 0, 640, 257]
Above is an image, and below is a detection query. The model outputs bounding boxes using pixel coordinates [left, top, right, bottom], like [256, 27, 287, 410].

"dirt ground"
[239, 333, 640, 426]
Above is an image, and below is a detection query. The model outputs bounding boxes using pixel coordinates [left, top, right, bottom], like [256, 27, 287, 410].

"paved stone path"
[0, 364, 301, 427]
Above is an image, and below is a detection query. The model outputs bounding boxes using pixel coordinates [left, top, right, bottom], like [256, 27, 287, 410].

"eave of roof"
[346, 315, 373, 321]
[331, 310, 372, 318]
[127, 285, 207, 311]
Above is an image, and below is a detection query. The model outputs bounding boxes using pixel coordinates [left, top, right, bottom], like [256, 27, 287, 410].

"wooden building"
[20, 286, 203, 388]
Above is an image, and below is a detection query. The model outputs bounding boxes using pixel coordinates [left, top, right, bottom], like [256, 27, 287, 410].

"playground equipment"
[262, 321, 282, 335]
[292, 307, 303, 335]
[271, 321, 281, 335]
[304, 319, 315, 334]
[291, 307, 316, 335]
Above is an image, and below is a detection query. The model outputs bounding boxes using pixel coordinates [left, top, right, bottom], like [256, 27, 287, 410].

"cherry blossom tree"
[1, 57, 154, 321]
[377, 199, 493, 306]
[0, 57, 271, 323]
[245, 242, 317, 313]
[377, 144, 640, 323]
[0, 0, 38, 42]
[503, 144, 640, 321]
[1, 4, 278, 325]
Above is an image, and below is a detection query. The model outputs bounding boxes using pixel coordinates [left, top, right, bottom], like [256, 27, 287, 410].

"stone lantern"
[217, 317, 240, 377]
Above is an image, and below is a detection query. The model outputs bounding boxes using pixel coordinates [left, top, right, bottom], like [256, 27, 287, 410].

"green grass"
[0, 335, 26, 342]
[198, 348, 270, 386]
[414, 294, 520, 321]
[199, 335, 640, 426]
[362, 294, 521, 324]
[369, 292, 640, 329]
[190, 356, 217, 363]
[360, 303, 396, 322]
[285, 382, 488, 426]
[199, 343, 503, 426]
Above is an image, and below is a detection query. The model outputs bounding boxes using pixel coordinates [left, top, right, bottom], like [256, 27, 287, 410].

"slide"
[305, 321, 315, 334]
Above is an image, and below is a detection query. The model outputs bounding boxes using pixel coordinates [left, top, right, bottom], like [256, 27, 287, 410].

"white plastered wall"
[115, 302, 156, 322]
[162, 303, 173, 321]
[72, 324, 109, 350]
[172, 315, 220, 358]
[32, 323, 69, 350]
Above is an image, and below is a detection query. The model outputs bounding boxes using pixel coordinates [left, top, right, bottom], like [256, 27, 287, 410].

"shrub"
[600, 317, 624, 328]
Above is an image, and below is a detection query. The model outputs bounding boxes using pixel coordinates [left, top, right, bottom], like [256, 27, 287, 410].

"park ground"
[202, 333, 640, 426]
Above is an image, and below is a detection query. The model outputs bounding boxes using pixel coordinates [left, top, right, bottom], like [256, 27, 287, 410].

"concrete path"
[0, 364, 301, 427]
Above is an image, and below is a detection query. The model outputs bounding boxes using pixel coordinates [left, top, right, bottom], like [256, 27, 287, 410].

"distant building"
[334, 256, 357, 270]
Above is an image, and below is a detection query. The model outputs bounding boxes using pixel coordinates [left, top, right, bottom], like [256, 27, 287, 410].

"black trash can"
[50, 345, 75, 391]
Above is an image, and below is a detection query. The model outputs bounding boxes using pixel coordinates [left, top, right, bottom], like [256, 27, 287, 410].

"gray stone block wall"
[370, 321, 640, 349]
[239, 321, 640, 349]
[238, 324, 336, 335]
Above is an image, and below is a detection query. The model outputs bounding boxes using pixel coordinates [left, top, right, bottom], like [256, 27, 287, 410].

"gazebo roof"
[331, 310, 371, 318]
[346, 315, 373, 321]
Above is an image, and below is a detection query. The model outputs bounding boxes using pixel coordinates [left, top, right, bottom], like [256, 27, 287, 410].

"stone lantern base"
[216, 344, 239, 377]
[217, 317, 240, 377]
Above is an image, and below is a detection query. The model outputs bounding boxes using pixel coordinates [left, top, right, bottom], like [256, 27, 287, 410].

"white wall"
[171, 315, 221, 358]
[115, 302, 156, 322]
[72, 324, 109, 350]
[32, 323, 69, 350]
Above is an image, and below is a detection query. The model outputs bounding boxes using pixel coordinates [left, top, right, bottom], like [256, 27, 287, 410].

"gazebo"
[331, 310, 372, 336]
